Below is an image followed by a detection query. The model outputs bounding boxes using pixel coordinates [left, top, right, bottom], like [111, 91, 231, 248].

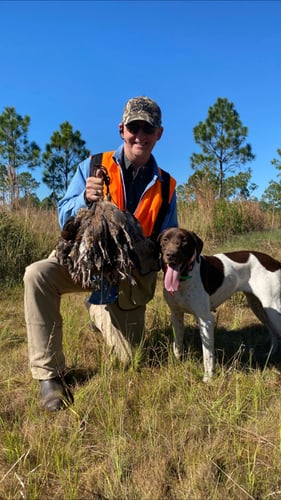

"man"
[24, 96, 178, 412]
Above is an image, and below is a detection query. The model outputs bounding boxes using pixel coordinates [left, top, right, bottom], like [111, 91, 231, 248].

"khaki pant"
[24, 256, 157, 380]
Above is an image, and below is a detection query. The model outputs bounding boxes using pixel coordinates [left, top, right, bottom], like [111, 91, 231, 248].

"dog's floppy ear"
[157, 229, 168, 245]
[157, 232, 163, 243]
[190, 231, 203, 260]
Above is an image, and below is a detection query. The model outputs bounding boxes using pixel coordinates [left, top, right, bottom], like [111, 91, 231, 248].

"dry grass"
[2, 277, 281, 497]
[2, 206, 281, 498]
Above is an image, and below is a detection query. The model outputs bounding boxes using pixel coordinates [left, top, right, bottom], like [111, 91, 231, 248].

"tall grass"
[0, 207, 58, 287]
[1, 203, 281, 498]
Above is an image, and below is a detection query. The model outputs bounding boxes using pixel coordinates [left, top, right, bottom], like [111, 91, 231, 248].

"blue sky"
[1, 0, 281, 200]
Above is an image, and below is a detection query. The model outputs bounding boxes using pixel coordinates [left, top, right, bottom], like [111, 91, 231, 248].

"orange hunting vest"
[90, 151, 176, 238]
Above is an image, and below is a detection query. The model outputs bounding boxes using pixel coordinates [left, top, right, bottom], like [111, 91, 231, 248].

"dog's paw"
[173, 342, 183, 359]
[203, 373, 214, 383]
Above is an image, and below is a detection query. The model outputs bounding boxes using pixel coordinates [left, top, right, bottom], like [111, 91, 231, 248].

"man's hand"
[85, 169, 104, 203]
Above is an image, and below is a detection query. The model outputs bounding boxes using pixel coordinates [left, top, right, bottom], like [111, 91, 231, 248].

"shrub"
[213, 200, 267, 240]
[178, 199, 273, 242]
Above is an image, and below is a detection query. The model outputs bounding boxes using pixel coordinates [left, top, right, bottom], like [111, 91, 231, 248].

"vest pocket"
[118, 270, 158, 310]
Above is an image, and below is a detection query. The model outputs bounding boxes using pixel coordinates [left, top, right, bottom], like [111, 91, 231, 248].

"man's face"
[121, 120, 163, 166]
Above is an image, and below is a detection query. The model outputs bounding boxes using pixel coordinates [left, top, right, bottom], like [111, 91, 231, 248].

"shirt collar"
[124, 154, 133, 170]
[113, 144, 160, 177]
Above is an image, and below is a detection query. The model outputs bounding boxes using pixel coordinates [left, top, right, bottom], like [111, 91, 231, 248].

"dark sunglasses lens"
[143, 124, 156, 134]
[126, 123, 138, 134]
[126, 123, 155, 134]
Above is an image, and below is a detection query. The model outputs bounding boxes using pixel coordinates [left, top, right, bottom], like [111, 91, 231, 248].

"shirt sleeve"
[58, 157, 91, 228]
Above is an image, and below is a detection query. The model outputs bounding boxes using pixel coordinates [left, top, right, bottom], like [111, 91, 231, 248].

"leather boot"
[39, 377, 74, 412]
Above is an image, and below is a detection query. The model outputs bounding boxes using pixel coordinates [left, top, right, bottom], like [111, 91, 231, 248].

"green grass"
[2, 257, 281, 498]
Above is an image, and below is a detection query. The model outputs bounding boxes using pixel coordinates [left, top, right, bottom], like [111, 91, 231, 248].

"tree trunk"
[6, 164, 19, 209]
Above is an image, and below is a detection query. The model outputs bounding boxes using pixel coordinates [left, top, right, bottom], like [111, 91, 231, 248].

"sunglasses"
[126, 122, 157, 135]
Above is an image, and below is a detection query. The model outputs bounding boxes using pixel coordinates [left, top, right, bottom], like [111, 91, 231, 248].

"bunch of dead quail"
[55, 201, 145, 290]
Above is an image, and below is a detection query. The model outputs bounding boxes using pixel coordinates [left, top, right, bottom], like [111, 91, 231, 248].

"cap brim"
[124, 113, 159, 127]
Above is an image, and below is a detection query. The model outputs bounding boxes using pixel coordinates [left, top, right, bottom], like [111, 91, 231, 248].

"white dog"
[159, 227, 281, 381]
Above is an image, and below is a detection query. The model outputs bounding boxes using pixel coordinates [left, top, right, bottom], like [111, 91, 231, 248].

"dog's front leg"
[171, 309, 185, 359]
[197, 315, 215, 382]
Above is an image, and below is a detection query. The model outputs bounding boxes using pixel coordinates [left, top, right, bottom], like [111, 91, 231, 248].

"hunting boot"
[39, 377, 74, 412]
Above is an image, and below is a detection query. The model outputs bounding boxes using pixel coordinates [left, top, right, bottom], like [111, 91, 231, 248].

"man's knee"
[87, 301, 145, 362]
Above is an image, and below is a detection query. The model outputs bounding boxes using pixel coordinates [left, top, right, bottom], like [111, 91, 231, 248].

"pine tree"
[42, 121, 90, 201]
[190, 97, 255, 198]
[0, 106, 40, 208]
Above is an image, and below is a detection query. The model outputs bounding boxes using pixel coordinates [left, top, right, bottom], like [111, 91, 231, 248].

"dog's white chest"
[164, 270, 211, 317]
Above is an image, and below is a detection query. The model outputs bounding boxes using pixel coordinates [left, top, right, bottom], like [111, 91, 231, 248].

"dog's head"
[158, 227, 203, 267]
[158, 227, 203, 293]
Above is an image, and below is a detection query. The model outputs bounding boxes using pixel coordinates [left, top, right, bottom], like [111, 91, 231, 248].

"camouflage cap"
[122, 96, 162, 128]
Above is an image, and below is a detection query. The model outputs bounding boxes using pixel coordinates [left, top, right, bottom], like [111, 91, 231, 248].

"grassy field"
[1, 209, 281, 498]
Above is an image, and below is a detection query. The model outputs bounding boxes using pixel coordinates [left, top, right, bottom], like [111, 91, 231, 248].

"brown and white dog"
[159, 227, 281, 381]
